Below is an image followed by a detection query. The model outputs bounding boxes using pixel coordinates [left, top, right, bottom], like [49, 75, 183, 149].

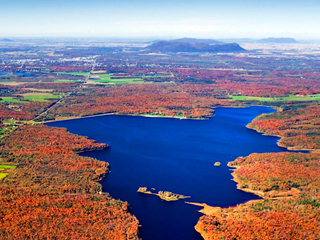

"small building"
[8, 104, 21, 110]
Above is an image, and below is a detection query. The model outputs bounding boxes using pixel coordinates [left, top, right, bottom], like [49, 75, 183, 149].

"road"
[32, 58, 96, 122]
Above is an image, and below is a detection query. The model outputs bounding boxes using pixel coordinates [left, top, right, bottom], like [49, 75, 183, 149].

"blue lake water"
[0, 72, 10, 76]
[46, 106, 290, 240]
[0, 71, 39, 77]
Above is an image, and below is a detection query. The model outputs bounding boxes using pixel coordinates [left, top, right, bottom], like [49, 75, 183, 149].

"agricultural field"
[0, 173, 8, 180]
[53, 72, 173, 84]
[0, 82, 30, 86]
[0, 165, 17, 170]
[0, 164, 16, 180]
[0, 97, 27, 103]
[22, 93, 63, 102]
[55, 72, 89, 76]
[89, 73, 144, 84]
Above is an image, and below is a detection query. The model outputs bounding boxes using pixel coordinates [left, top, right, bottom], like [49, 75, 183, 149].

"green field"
[90, 74, 112, 82]
[90, 74, 144, 84]
[91, 79, 144, 84]
[1, 94, 63, 102]
[0, 97, 27, 103]
[23, 94, 63, 102]
[0, 81, 16, 84]
[231, 94, 320, 102]
[88, 73, 172, 84]
[0, 124, 18, 136]
[55, 72, 89, 76]
[0, 165, 16, 180]
[0, 173, 8, 180]
[2, 119, 17, 124]
[0, 165, 17, 170]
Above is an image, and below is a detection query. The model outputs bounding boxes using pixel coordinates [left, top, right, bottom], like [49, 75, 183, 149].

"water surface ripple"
[47, 106, 289, 240]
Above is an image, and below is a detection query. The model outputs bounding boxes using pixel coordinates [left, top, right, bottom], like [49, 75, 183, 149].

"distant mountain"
[0, 38, 15, 42]
[257, 37, 298, 43]
[146, 41, 245, 53]
[218, 38, 254, 43]
[171, 38, 222, 44]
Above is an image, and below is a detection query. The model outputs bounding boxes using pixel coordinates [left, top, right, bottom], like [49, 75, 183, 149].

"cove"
[46, 106, 289, 240]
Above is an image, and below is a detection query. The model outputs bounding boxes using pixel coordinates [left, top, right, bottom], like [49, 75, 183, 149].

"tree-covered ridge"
[43, 84, 241, 121]
[230, 152, 319, 192]
[0, 125, 139, 239]
[247, 103, 320, 150]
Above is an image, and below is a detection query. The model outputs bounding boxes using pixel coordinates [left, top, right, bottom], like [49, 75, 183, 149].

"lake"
[0, 71, 39, 77]
[46, 106, 289, 240]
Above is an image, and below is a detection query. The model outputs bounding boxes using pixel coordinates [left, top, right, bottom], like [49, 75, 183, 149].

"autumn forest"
[1, 39, 320, 239]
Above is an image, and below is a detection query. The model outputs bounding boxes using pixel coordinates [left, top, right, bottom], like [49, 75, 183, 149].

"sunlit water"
[47, 106, 290, 240]
[0, 71, 39, 77]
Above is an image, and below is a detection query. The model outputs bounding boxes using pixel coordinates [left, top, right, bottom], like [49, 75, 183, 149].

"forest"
[0, 125, 139, 239]
[1, 39, 320, 239]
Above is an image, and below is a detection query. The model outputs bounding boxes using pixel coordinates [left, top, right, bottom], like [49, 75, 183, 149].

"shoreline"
[40, 105, 277, 124]
[44, 105, 285, 200]
[228, 168, 300, 199]
[42, 105, 290, 238]
[222, 115, 308, 201]
[40, 112, 199, 124]
[187, 106, 306, 219]
[246, 122, 313, 153]
[185, 202, 222, 215]
[0, 124, 140, 238]
[137, 187, 191, 201]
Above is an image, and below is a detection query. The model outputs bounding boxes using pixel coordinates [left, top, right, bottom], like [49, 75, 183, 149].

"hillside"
[0, 38, 14, 42]
[170, 38, 222, 44]
[146, 41, 245, 53]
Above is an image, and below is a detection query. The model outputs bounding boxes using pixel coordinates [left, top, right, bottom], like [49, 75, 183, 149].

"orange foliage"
[0, 125, 139, 239]
[0, 101, 53, 121]
[44, 84, 242, 120]
[248, 103, 320, 150]
[196, 210, 320, 240]
[230, 152, 319, 191]
[196, 150, 320, 240]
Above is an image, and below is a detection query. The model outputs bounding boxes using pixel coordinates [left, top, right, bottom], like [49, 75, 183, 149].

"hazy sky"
[1, 0, 320, 39]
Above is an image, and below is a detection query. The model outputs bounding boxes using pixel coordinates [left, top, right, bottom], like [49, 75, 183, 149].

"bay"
[46, 106, 289, 240]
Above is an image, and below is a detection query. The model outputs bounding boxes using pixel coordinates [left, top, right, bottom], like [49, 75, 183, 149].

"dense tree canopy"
[0, 125, 139, 239]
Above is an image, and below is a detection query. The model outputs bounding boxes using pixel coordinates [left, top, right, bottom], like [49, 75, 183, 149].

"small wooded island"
[137, 187, 191, 201]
